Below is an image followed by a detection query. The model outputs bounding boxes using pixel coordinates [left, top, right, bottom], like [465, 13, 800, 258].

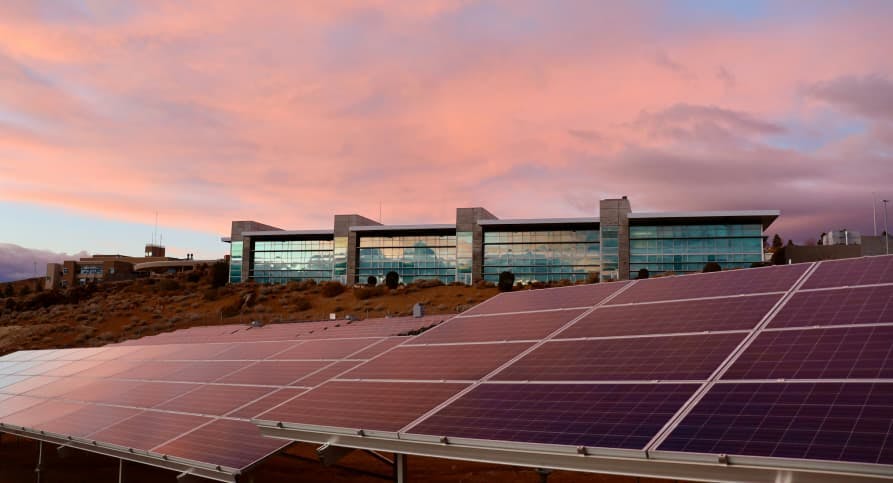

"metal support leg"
[394, 453, 407, 483]
[35, 441, 43, 483]
[536, 468, 552, 483]
[119, 459, 123, 483]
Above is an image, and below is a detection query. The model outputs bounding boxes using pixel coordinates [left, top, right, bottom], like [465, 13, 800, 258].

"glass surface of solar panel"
[217, 360, 329, 386]
[723, 326, 893, 380]
[38, 404, 141, 437]
[410, 383, 698, 449]
[348, 337, 407, 359]
[411, 309, 587, 345]
[495, 334, 746, 382]
[258, 381, 468, 432]
[211, 341, 299, 360]
[461, 282, 629, 316]
[292, 361, 361, 387]
[658, 382, 893, 464]
[0, 395, 46, 418]
[161, 343, 236, 361]
[269, 338, 379, 360]
[63, 380, 198, 407]
[88, 411, 213, 451]
[156, 385, 275, 416]
[152, 419, 289, 470]
[23, 376, 97, 398]
[228, 387, 307, 419]
[343, 343, 533, 381]
[0, 376, 58, 395]
[39, 359, 106, 377]
[112, 361, 192, 380]
[559, 294, 782, 339]
[0, 399, 84, 429]
[769, 285, 893, 329]
[802, 255, 893, 289]
[164, 360, 249, 383]
[609, 263, 809, 305]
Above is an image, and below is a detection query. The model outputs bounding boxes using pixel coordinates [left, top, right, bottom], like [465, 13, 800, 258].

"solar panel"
[461, 282, 629, 316]
[803, 256, 893, 289]
[270, 338, 379, 359]
[227, 387, 307, 419]
[409, 383, 698, 449]
[608, 264, 810, 305]
[151, 419, 289, 470]
[658, 382, 893, 465]
[0, 399, 84, 429]
[293, 361, 362, 387]
[342, 343, 533, 381]
[412, 309, 587, 344]
[38, 404, 141, 437]
[558, 294, 782, 339]
[768, 285, 893, 329]
[494, 334, 746, 382]
[89, 411, 213, 451]
[723, 325, 893, 380]
[156, 385, 275, 416]
[217, 360, 330, 386]
[258, 381, 468, 432]
[348, 337, 408, 359]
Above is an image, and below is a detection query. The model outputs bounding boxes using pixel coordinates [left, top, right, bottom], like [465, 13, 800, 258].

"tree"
[3, 284, 14, 298]
[497, 271, 515, 292]
[702, 262, 722, 273]
[771, 234, 783, 251]
[19, 285, 31, 297]
[385, 271, 400, 289]
[367, 276, 377, 286]
[209, 261, 229, 288]
[637, 268, 650, 279]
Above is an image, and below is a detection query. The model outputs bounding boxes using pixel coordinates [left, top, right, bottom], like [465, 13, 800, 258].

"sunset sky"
[1, 1, 892, 280]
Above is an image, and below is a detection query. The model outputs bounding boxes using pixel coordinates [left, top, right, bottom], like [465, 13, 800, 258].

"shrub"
[320, 281, 345, 298]
[367, 276, 377, 286]
[637, 268, 650, 279]
[702, 262, 722, 273]
[497, 271, 515, 292]
[528, 281, 546, 290]
[157, 279, 181, 291]
[2, 284, 14, 297]
[290, 279, 317, 292]
[202, 288, 220, 301]
[353, 285, 387, 300]
[413, 278, 444, 289]
[186, 271, 202, 283]
[208, 261, 229, 288]
[19, 285, 31, 297]
[385, 271, 400, 290]
[293, 297, 312, 311]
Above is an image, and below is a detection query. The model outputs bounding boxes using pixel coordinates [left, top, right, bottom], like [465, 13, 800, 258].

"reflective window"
[229, 241, 243, 283]
[358, 233, 457, 284]
[249, 238, 334, 284]
[482, 229, 600, 283]
[629, 224, 764, 278]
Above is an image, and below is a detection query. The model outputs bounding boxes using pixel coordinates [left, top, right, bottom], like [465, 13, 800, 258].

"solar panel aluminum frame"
[258, 424, 890, 483]
[0, 424, 243, 483]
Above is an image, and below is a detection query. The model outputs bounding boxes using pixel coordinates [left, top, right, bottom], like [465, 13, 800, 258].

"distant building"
[224, 197, 778, 284]
[774, 231, 892, 264]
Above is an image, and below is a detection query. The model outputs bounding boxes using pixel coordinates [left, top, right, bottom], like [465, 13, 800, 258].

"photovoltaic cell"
[658, 382, 893, 465]
[269, 338, 379, 360]
[164, 360, 249, 383]
[803, 255, 893, 289]
[0, 376, 58, 395]
[343, 343, 533, 381]
[89, 411, 213, 451]
[723, 326, 893, 380]
[211, 341, 299, 360]
[291, 361, 361, 387]
[0, 396, 49, 418]
[258, 381, 468, 432]
[112, 361, 192, 380]
[609, 264, 809, 305]
[348, 337, 408, 360]
[227, 387, 307, 419]
[768, 285, 893, 329]
[0, 399, 83, 428]
[63, 380, 198, 407]
[495, 334, 746, 382]
[152, 419, 289, 470]
[410, 383, 698, 449]
[217, 360, 329, 386]
[38, 404, 140, 437]
[155, 385, 275, 416]
[559, 294, 782, 339]
[411, 309, 587, 345]
[461, 282, 628, 316]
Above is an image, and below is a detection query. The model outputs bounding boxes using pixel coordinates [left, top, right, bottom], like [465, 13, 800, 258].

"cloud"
[716, 65, 736, 89]
[806, 74, 893, 121]
[0, 243, 89, 282]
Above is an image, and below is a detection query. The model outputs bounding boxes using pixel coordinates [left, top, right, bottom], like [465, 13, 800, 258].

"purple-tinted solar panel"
[412, 309, 587, 345]
[495, 334, 746, 382]
[227, 387, 307, 419]
[411, 383, 697, 449]
[23, 377, 97, 398]
[462, 282, 628, 316]
[724, 326, 893, 380]
[17, 360, 71, 376]
[0, 395, 45, 418]
[217, 361, 329, 386]
[609, 264, 810, 305]
[1, 399, 84, 428]
[161, 343, 236, 361]
[270, 338, 378, 360]
[63, 380, 198, 407]
[153, 419, 288, 470]
[769, 285, 893, 329]
[39, 404, 140, 437]
[212, 341, 299, 360]
[803, 255, 893, 289]
[259, 381, 468, 432]
[559, 294, 782, 339]
[292, 361, 361, 387]
[0, 376, 58, 395]
[73, 360, 142, 378]
[343, 343, 532, 381]
[659, 382, 893, 464]
[348, 337, 408, 359]
[164, 361, 248, 383]
[89, 411, 212, 451]
[112, 361, 192, 380]
[156, 385, 274, 416]
[39, 359, 106, 377]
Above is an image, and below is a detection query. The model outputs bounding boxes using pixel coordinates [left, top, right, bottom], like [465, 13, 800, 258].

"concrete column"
[598, 197, 632, 280]
[456, 207, 498, 283]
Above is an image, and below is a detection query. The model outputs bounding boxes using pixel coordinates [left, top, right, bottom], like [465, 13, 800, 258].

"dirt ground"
[0, 434, 676, 483]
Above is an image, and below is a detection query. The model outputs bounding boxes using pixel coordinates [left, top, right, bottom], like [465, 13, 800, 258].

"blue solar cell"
[769, 285, 893, 329]
[723, 326, 893, 380]
[410, 383, 698, 449]
[658, 382, 893, 465]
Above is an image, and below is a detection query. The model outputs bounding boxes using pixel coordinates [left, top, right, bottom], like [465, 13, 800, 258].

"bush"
[186, 271, 202, 283]
[498, 271, 515, 292]
[353, 285, 387, 300]
[413, 278, 444, 289]
[157, 279, 181, 291]
[367, 276, 377, 286]
[209, 261, 229, 288]
[19, 285, 31, 297]
[290, 279, 317, 291]
[637, 268, 650, 279]
[385, 271, 400, 290]
[320, 281, 345, 298]
[702, 262, 722, 273]
[202, 288, 220, 301]
[293, 297, 312, 311]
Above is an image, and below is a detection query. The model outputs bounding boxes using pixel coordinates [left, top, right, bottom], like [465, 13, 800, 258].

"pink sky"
[0, 1, 892, 261]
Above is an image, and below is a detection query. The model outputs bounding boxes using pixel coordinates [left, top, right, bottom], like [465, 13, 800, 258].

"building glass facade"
[251, 239, 334, 284]
[629, 224, 764, 278]
[456, 231, 473, 285]
[599, 226, 619, 281]
[333, 237, 348, 282]
[482, 229, 600, 283]
[229, 241, 243, 283]
[357, 234, 457, 284]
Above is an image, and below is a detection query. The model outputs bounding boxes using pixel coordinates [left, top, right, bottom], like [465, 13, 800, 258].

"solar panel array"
[257, 256, 893, 476]
[0, 315, 446, 479]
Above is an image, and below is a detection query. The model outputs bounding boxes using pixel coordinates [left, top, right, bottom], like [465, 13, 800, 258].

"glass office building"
[225, 198, 777, 284]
